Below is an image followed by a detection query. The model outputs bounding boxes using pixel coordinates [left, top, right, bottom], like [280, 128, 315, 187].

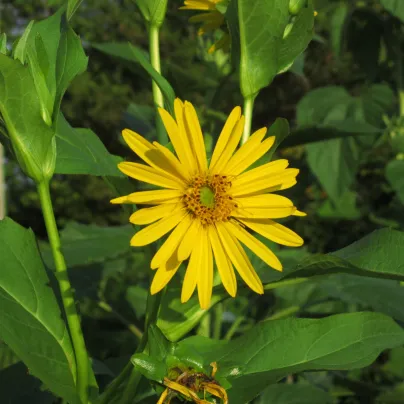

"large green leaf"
[386, 159, 404, 205]
[381, 0, 404, 23]
[280, 228, 404, 282]
[0, 341, 19, 371]
[55, 114, 124, 177]
[236, 0, 314, 97]
[93, 42, 175, 115]
[320, 274, 404, 323]
[256, 384, 333, 404]
[0, 218, 78, 403]
[179, 312, 404, 403]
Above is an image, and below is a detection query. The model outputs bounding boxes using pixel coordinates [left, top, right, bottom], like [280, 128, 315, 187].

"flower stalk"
[242, 95, 256, 144]
[149, 24, 167, 144]
[37, 180, 91, 404]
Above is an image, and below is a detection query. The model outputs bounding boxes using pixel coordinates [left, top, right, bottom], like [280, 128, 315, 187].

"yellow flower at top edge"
[111, 99, 305, 310]
[180, 0, 230, 53]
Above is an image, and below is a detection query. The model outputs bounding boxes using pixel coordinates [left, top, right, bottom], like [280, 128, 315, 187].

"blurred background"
[2, 0, 404, 401]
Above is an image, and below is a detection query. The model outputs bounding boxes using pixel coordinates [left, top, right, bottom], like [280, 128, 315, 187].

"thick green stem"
[149, 24, 166, 144]
[37, 181, 91, 404]
[241, 96, 255, 144]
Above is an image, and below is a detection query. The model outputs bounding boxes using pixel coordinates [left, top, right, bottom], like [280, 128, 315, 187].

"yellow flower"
[111, 99, 304, 309]
[180, 0, 230, 53]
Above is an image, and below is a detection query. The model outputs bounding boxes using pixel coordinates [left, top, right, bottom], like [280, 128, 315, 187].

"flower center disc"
[183, 174, 236, 225]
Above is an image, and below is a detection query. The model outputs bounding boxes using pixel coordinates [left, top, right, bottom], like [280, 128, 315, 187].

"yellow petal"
[151, 214, 192, 269]
[177, 219, 200, 261]
[216, 223, 263, 294]
[239, 218, 304, 247]
[225, 221, 282, 271]
[209, 116, 245, 174]
[129, 203, 179, 225]
[111, 189, 182, 205]
[198, 228, 213, 309]
[118, 162, 184, 189]
[184, 102, 208, 172]
[180, 0, 218, 10]
[157, 388, 169, 404]
[294, 210, 307, 217]
[235, 193, 294, 208]
[208, 225, 237, 297]
[232, 159, 289, 189]
[174, 98, 197, 175]
[265, 179, 297, 193]
[150, 261, 181, 295]
[233, 206, 296, 219]
[158, 107, 193, 175]
[209, 106, 241, 169]
[226, 135, 276, 176]
[181, 225, 203, 303]
[122, 129, 182, 179]
[131, 209, 186, 246]
[231, 168, 299, 197]
[224, 128, 267, 174]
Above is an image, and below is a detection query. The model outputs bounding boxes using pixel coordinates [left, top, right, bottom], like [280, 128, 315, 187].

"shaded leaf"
[55, 114, 124, 177]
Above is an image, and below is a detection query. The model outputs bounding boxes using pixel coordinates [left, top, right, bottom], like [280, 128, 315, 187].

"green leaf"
[93, 42, 175, 115]
[256, 383, 333, 404]
[317, 190, 361, 220]
[320, 274, 404, 323]
[12, 20, 35, 64]
[136, 0, 168, 27]
[236, 0, 313, 97]
[132, 353, 167, 383]
[41, 222, 133, 269]
[126, 285, 148, 319]
[0, 341, 19, 371]
[67, 0, 84, 20]
[55, 114, 124, 177]
[386, 159, 404, 205]
[282, 228, 404, 282]
[296, 85, 390, 204]
[53, 22, 88, 124]
[179, 312, 404, 403]
[0, 218, 78, 403]
[278, 5, 315, 73]
[330, 4, 349, 60]
[0, 33, 7, 55]
[306, 136, 360, 204]
[380, 0, 404, 22]
[267, 118, 290, 160]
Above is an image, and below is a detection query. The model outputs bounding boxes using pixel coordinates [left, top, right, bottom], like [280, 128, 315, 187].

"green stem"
[241, 96, 255, 144]
[264, 277, 308, 291]
[267, 305, 300, 321]
[198, 313, 211, 338]
[149, 24, 166, 144]
[37, 181, 91, 404]
[224, 316, 245, 341]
